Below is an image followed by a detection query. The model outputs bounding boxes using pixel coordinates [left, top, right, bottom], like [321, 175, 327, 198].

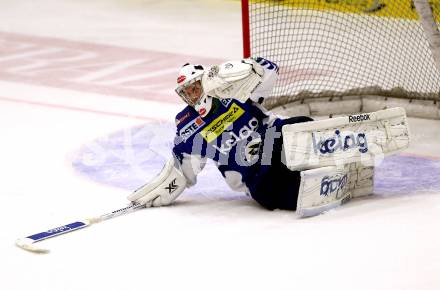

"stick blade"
[16, 238, 49, 254]
[15, 203, 143, 254]
[16, 220, 90, 254]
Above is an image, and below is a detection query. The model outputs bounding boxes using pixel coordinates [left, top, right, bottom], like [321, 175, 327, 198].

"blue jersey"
[173, 98, 284, 195]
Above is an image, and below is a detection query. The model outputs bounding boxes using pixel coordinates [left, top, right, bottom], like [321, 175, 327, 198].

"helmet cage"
[175, 75, 204, 106]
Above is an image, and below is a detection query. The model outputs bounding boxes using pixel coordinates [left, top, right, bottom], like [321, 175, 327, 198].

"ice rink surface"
[1, 1, 439, 290]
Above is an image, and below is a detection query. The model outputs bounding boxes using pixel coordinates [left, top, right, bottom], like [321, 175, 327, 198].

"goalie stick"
[15, 202, 146, 254]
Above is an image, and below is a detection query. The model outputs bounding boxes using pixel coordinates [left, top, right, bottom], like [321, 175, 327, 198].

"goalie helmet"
[175, 63, 213, 117]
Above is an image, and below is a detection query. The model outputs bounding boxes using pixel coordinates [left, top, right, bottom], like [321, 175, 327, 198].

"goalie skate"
[282, 107, 410, 171]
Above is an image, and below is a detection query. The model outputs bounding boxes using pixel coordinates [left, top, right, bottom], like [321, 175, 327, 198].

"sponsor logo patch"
[312, 130, 369, 154]
[320, 173, 348, 197]
[198, 108, 207, 116]
[213, 117, 259, 155]
[349, 113, 371, 123]
[200, 103, 244, 143]
[179, 116, 205, 141]
[207, 66, 219, 80]
[220, 99, 232, 107]
[177, 75, 186, 84]
[175, 112, 191, 126]
[47, 225, 71, 234]
[165, 178, 178, 194]
[224, 63, 234, 69]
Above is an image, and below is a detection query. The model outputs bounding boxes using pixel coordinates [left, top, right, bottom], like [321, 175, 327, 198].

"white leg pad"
[296, 162, 374, 217]
[349, 162, 375, 198]
[283, 107, 410, 171]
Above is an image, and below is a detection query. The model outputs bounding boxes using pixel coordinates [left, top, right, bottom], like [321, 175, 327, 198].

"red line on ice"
[0, 31, 224, 104]
[0, 96, 164, 121]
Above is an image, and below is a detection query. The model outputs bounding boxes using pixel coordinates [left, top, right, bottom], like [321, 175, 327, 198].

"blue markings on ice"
[375, 155, 440, 194]
[71, 122, 440, 196]
[71, 122, 232, 195]
[72, 123, 170, 190]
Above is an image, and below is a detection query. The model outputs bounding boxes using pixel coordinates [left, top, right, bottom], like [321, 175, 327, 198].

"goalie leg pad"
[282, 107, 410, 171]
[296, 162, 374, 217]
[349, 162, 374, 198]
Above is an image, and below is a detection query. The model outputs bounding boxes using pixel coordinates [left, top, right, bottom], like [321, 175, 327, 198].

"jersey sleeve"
[249, 57, 279, 104]
[172, 121, 207, 187]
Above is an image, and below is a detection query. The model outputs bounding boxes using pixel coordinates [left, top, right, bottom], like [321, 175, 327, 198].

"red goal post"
[241, 0, 440, 119]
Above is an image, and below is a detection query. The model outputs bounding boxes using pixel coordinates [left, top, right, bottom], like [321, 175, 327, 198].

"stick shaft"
[16, 202, 145, 253]
[98, 202, 145, 222]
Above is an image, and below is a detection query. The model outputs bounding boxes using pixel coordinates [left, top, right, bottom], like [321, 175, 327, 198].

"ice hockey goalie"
[128, 57, 410, 217]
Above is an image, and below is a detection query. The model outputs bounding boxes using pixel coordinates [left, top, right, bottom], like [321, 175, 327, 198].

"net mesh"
[246, 0, 440, 109]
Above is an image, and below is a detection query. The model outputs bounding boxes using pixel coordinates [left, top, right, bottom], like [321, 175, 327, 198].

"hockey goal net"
[242, 0, 440, 118]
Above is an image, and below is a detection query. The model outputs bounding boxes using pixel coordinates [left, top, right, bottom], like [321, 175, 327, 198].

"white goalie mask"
[175, 63, 213, 117]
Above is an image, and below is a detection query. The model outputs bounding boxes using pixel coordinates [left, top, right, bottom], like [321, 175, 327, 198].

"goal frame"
[240, 0, 440, 119]
[241, 0, 251, 58]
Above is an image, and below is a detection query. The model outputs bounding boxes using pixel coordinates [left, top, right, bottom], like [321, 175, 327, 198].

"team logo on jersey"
[244, 137, 262, 159]
[200, 103, 244, 143]
[237, 134, 262, 164]
[214, 117, 260, 156]
[179, 117, 205, 141]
